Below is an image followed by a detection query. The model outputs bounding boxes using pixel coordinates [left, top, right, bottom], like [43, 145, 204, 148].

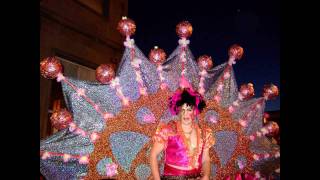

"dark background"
[129, 0, 280, 111]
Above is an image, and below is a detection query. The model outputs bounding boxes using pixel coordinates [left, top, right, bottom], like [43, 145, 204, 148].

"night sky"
[128, 0, 280, 111]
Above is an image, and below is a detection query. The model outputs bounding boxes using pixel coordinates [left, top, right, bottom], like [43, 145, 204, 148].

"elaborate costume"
[153, 120, 214, 176]
[40, 17, 280, 180]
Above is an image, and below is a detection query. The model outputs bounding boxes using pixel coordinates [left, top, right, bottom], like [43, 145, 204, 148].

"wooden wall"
[40, 0, 128, 138]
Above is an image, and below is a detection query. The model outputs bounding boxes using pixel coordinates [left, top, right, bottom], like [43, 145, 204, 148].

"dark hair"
[169, 88, 206, 115]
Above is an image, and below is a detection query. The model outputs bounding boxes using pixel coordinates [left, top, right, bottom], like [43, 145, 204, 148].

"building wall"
[40, 0, 128, 139]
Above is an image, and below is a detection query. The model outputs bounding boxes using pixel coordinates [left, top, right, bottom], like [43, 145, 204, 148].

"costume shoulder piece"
[166, 120, 178, 133]
[152, 121, 177, 144]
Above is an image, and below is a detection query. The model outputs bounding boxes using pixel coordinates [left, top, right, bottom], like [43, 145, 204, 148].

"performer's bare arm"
[201, 147, 211, 180]
[150, 141, 164, 180]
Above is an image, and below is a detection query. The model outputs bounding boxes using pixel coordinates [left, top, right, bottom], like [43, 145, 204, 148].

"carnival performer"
[150, 88, 215, 180]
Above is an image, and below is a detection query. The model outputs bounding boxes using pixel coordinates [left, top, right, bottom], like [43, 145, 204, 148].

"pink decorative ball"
[95, 64, 115, 84]
[266, 121, 279, 136]
[239, 83, 255, 100]
[263, 84, 279, 100]
[50, 109, 73, 130]
[149, 46, 166, 65]
[197, 55, 213, 70]
[228, 44, 244, 60]
[176, 21, 193, 39]
[40, 57, 63, 79]
[117, 16, 136, 37]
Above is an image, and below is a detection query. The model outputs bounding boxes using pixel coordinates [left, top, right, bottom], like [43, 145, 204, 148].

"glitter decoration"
[239, 83, 255, 100]
[157, 65, 168, 90]
[249, 136, 279, 155]
[248, 121, 279, 141]
[252, 156, 280, 176]
[40, 156, 88, 180]
[126, 43, 149, 97]
[40, 57, 63, 79]
[40, 18, 279, 179]
[236, 156, 247, 170]
[199, 98, 258, 179]
[56, 73, 65, 82]
[263, 84, 279, 100]
[106, 161, 118, 177]
[109, 131, 150, 173]
[161, 45, 199, 92]
[136, 107, 156, 124]
[117, 16, 136, 37]
[62, 154, 71, 162]
[197, 55, 213, 70]
[265, 121, 279, 137]
[110, 77, 132, 106]
[203, 63, 228, 99]
[178, 38, 190, 47]
[117, 48, 142, 101]
[63, 77, 120, 125]
[159, 163, 165, 175]
[205, 64, 239, 108]
[96, 157, 113, 176]
[50, 108, 73, 130]
[210, 163, 217, 178]
[157, 152, 164, 161]
[41, 151, 50, 160]
[205, 109, 219, 124]
[198, 71, 207, 95]
[84, 90, 168, 179]
[231, 98, 260, 121]
[39, 150, 89, 163]
[40, 130, 94, 156]
[213, 131, 238, 167]
[176, 21, 193, 39]
[79, 155, 89, 164]
[135, 164, 151, 179]
[60, 76, 112, 120]
[132, 45, 161, 94]
[90, 132, 99, 143]
[149, 46, 167, 65]
[197, 55, 213, 96]
[228, 44, 244, 60]
[95, 64, 115, 84]
[242, 99, 265, 135]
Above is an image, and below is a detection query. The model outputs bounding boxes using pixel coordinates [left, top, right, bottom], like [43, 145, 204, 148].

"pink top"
[153, 121, 215, 172]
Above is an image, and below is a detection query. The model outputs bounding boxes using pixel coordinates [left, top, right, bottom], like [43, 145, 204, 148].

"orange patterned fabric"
[203, 127, 215, 149]
[152, 121, 176, 148]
